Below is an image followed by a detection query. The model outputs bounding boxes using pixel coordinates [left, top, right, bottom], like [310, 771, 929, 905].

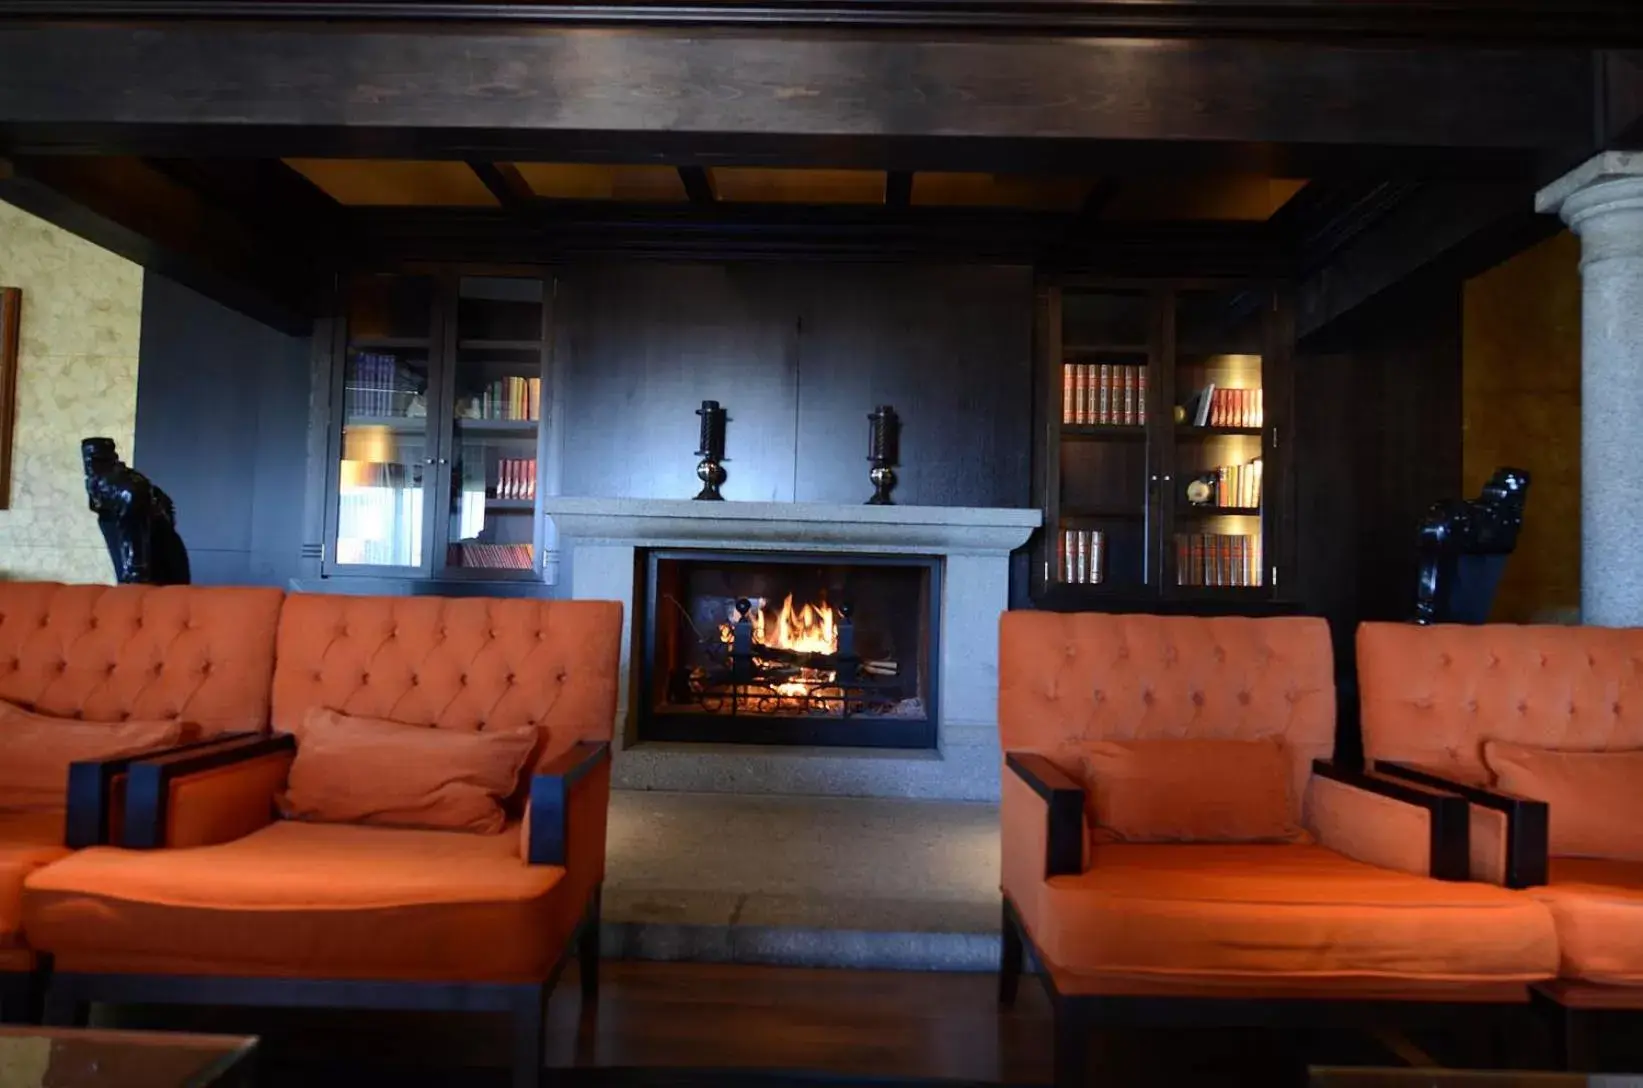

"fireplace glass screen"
[641, 551, 939, 748]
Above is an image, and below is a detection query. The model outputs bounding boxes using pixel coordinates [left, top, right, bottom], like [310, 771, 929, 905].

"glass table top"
[0, 1026, 256, 1088]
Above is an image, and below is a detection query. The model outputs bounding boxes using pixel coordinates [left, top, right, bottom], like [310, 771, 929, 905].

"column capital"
[1538, 151, 1643, 225]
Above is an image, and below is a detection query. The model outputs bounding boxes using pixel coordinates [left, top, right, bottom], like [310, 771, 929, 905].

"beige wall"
[1462, 230, 1582, 623]
[0, 199, 142, 583]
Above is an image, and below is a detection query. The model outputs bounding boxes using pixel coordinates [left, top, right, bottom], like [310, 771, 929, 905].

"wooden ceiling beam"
[677, 166, 717, 204]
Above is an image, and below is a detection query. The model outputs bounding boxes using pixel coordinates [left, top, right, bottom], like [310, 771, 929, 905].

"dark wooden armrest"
[65, 731, 260, 848]
[125, 733, 297, 850]
[1374, 760, 1549, 888]
[527, 741, 611, 866]
[1313, 759, 1470, 881]
[1005, 751, 1083, 879]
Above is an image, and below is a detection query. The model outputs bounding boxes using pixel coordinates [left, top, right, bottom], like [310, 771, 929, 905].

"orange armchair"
[20, 593, 622, 1088]
[997, 612, 1559, 1088]
[1358, 620, 1643, 1068]
[0, 582, 282, 1023]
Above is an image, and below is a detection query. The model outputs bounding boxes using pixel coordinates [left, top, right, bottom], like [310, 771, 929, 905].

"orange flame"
[717, 594, 840, 699]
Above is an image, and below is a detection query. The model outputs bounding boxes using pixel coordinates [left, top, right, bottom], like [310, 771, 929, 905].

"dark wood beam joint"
[677, 166, 716, 205]
[1079, 178, 1122, 221]
[466, 160, 533, 212]
[885, 170, 913, 209]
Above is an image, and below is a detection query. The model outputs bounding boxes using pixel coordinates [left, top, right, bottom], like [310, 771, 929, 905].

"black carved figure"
[1413, 467, 1530, 625]
[82, 437, 191, 586]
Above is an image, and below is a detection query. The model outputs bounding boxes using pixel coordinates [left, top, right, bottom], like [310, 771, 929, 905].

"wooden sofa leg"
[999, 898, 1023, 1008]
[1557, 1006, 1599, 1072]
[580, 886, 602, 1004]
[1053, 998, 1089, 1088]
[510, 984, 548, 1088]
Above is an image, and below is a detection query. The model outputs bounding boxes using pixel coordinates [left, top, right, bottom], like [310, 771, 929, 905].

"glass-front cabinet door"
[331, 275, 438, 573]
[1036, 279, 1286, 607]
[442, 277, 546, 576]
[326, 272, 549, 582]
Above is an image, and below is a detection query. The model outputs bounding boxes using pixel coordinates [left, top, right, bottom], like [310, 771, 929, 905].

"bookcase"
[322, 272, 551, 581]
[1033, 280, 1292, 609]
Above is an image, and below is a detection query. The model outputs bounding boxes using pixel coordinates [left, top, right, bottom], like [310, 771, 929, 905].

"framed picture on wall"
[0, 287, 18, 509]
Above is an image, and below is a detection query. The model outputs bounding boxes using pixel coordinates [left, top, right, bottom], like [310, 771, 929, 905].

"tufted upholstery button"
[1237, 690, 1251, 706]
[312, 671, 323, 682]
[120, 712, 130, 721]
[88, 616, 98, 630]
[1212, 646, 1226, 663]
[1064, 644, 1076, 658]
[411, 675, 420, 686]
[556, 670, 568, 684]
[1190, 690, 1205, 706]
[1091, 688, 1103, 703]
[1142, 689, 1155, 705]
[507, 674, 516, 684]
[461, 674, 470, 685]
[1517, 701, 1528, 714]
[1466, 700, 1478, 712]
[1438, 653, 1451, 666]
[1588, 654, 1599, 668]
[1616, 703, 1625, 715]
[53, 661, 66, 673]
[106, 664, 116, 675]
[361, 673, 370, 684]
[1115, 646, 1129, 661]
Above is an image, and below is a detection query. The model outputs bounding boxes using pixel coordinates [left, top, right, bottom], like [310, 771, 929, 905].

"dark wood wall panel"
[555, 264, 801, 503]
[1293, 287, 1464, 762]
[790, 266, 1033, 507]
[554, 263, 1034, 509]
[135, 272, 311, 587]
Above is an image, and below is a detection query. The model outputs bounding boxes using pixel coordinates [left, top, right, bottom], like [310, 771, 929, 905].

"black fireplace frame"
[638, 548, 941, 749]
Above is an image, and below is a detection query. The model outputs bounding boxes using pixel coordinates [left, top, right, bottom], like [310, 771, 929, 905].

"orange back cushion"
[0, 699, 187, 812]
[1483, 740, 1643, 861]
[0, 582, 282, 736]
[1067, 736, 1310, 843]
[272, 593, 623, 769]
[998, 612, 1335, 802]
[277, 707, 539, 834]
[1358, 623, 1643, 779]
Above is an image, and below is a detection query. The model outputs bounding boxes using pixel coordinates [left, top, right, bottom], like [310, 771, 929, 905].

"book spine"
[1124, 366, 1137, 425]
[1219, 535, 1233, 588]
[1090, 530, 1104, 585]
[1187, 534, 1202, 587]
[1062, 365, 1073, 425]
[1074, 529, 1089, 584]
[1097, 364, 1110, 425]
[1060, 529, 1074, 583]
[1137, 367, 1148, 425]
[1255, 388, 1263, 428]
[527, 458, 537, 501]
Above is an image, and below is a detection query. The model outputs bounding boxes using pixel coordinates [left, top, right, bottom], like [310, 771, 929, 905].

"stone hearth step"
[601, 789, 1001, 972]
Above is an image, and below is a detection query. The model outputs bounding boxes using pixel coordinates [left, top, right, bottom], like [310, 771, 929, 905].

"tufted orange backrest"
[0, 582, 283, 736]
[271, 593, 624, 769]
[1359, 622, 1643, 778]
[999, 612, 1336, 799]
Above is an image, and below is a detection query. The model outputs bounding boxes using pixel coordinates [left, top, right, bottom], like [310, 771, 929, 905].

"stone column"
[1538, 153, 1643, 626]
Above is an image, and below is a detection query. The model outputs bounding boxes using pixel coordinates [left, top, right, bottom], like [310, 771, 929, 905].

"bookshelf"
[326, 272, 551, 582]
[1035, 281, 1291, 608]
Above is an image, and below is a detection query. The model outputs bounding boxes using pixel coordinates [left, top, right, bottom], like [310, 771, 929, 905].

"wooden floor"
[102, 961, 1561, 1086]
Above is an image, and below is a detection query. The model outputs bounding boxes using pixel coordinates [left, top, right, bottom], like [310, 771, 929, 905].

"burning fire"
[719, 594, 839, 698]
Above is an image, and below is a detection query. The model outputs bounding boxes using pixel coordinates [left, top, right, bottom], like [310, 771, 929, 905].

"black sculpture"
[1413, 466, 1530, 625]
[82, 437, 191, 586]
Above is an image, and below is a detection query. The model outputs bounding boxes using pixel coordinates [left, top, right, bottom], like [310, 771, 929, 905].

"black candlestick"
[694, 400, 728, 500]
[866, 405, 899, 505]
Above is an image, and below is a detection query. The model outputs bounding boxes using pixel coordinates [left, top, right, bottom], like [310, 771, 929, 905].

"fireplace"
[639, 550, 940, 748]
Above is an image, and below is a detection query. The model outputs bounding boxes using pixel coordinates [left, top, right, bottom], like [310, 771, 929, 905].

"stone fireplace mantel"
[540, 497, 1040, 555]
[543, 497, 1041, 801]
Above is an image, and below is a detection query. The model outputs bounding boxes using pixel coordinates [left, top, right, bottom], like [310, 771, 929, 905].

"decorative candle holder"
[866, 404, 899, 505]
[693, 399, 728, 501]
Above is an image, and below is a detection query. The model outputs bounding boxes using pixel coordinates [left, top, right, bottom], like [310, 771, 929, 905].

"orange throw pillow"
[1065, 737, 1309, 844]
[1484, 740, 1643, 861]
[277, 708, 538, 834]
[0, 700, 186, 813]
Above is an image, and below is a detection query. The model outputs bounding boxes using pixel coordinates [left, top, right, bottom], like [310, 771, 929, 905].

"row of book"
[1061, 363, 1147, 427]
[1174, 533, 1263, 588]
[464, 377, 541, 422]
[1192, 458, 1264, 510]
[492, 458, 537, 502]
[1186, 384, 1263, 429]
[448, 543, 535, 570]
[347, 352, 411, 418]
[1056, 529, 1106, 585]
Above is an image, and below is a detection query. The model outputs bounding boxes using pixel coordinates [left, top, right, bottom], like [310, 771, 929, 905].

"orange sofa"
[1359, 620, 1643, 1068]
[998, 612, 1559, 1088]
[11, 587, 621, 1088]
[0, 582, 284, 1021]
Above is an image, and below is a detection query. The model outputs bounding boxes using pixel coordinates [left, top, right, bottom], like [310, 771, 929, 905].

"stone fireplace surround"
[543, 498, 1040, 801]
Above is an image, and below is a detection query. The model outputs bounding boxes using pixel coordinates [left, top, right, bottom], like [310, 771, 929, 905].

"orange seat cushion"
[0, 701, 187, 813]
[1531, 857, 1643, 984]
[1027, 842, 1557, 985]
[0, 810, 68, 952]
[278, 708, 538, 834]
[1065, 737, 1309, 844]
[22, 820, 570, 983]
